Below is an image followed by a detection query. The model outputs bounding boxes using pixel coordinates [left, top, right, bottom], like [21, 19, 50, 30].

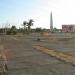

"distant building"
[62, 25, 75, 32]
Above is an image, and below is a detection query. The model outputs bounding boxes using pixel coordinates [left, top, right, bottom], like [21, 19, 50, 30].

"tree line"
[0, 19, 48, 35]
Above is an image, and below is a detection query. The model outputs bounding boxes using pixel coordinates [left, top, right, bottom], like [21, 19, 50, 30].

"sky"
[0, 0, 75, 29]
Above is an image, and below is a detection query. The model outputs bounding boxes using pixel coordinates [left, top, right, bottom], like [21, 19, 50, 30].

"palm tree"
[27, 19, 34, 33]
[23, 21, 27, 34]
[23, 21, 27, 30]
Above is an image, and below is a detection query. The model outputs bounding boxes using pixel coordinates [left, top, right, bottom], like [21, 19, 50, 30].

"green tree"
[6, 25, 17, 35]
[35, 28, 42, 32]
[23, 21, 27, 30]
[53, 27, 58, 32]
[27, 19, 34, 33]
[11, 26, 16, 30]
[22, 21, 27, 34]
[11, 26, 17, 35]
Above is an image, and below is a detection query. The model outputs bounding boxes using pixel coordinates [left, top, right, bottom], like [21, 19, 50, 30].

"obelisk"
[50, 12, 53, 32]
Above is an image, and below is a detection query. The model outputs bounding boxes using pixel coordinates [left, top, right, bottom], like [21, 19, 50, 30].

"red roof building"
[62, 25, 75, 32]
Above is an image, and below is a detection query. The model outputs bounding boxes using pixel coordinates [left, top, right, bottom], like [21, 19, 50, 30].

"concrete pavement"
[0, 35, 75, 75]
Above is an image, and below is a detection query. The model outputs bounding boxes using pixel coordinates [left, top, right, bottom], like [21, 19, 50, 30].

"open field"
[0, 33, 75, 75]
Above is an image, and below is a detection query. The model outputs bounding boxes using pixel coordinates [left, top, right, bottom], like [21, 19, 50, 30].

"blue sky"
[0, 0, 75, 29]
[0, 0, 47, 28]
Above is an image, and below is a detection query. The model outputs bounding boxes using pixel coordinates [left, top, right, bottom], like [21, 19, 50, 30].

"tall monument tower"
[50, 12, 53, 32]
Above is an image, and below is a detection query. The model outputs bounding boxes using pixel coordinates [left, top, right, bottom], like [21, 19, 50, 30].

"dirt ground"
[0, 33, 75, 75]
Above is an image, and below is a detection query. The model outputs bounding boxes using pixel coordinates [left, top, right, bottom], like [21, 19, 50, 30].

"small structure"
[62, 25, 75, 32]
